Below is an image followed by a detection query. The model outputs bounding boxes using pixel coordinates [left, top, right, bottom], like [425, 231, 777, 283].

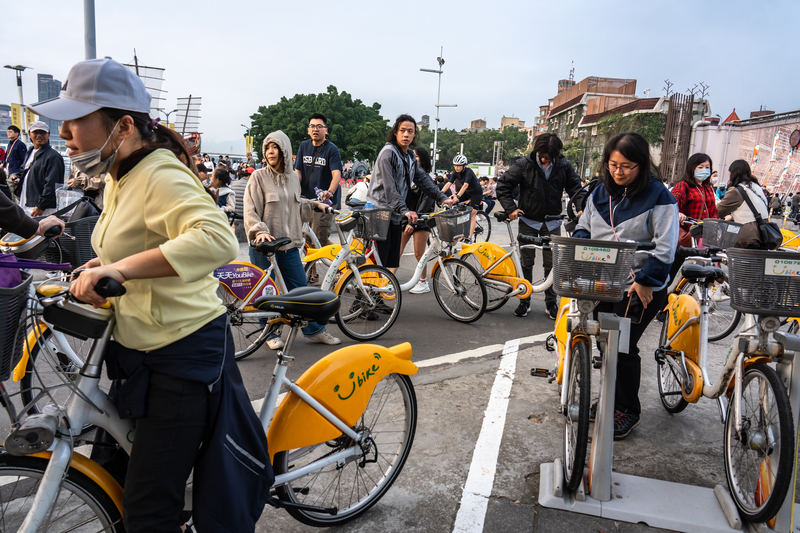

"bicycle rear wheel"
[655, 317, 688, 414]
[273, 373, 417, 527]
[335, 265, 401, 341]
[462, 253, 511, 312]
[676, 273, 741, 342]
[218, 284, 269, 361]
[723, 364, 794, 523]
[0, 454, 124, 532]
[473, 210, 491, 242]
[432, 258, 487, 323]
[563, 339, 590, 492]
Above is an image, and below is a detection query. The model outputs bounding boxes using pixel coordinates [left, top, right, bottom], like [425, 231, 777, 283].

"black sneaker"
[613, 410, 640, 440]
[546, 304, 558, 320]
[514, 302, 529, 317]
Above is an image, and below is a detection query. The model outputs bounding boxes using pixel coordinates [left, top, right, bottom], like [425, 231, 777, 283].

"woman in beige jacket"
[244, 130, 340, 348]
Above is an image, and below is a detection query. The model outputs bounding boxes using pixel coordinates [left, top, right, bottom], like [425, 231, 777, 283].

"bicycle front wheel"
[473, 210, 491, 242]
[563, 338, 591, 492]
[432, 258, 487, 323]
[273, 373, 417, 527]
[655, 316, 688, 414]
[724, 364, 794, 523]
[335, 265, 401, 341]
[676, 273, 741, 342]
[218, 284, 269, 361]
[462, 253, 511, 312]
[0, 454, 124, 532]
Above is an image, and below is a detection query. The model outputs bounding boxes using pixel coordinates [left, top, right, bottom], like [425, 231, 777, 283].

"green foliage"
[598, 113, 667, 147]
[248, 86, 389, 161]
[562, 140, 585, 170]
[416, 127, 530, 172]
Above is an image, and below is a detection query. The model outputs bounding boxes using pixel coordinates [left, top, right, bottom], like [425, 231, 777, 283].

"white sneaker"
[409, 280, 430, 294]
[307, 330, 341, 345]
[267, 337, 285, 350]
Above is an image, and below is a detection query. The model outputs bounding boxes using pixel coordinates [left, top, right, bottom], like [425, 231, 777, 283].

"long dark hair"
[414, 146, 432, 173]
[728, 159, 758, 188]
[386, 114, 417, 148]
[98, 109, 197, 178]
[683, 153, 714, 187]
[601, 132, 655, 198]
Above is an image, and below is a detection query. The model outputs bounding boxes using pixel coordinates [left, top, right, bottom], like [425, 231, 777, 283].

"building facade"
[500, 116, 525, 132]
[469, 118, 487, 132]
[37, 74, 66, 152]
[0, 105, 10, 147]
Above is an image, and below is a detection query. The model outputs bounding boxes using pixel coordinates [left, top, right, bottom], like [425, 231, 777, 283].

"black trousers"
[594, 286, 669, 415]
[122, 372, 209, 533]
[519, 222, 559, 308]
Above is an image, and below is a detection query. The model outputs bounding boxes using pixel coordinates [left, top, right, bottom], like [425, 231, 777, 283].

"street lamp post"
[459, 131, 468, 156]
[4, 65, 30, 143]
[160, 108, 178, 129]
[420, 47, 456, 174]
[241, 124, 252, 154]
[84, 0, 97, 59]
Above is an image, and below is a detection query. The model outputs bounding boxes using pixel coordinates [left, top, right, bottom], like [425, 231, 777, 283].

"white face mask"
[68, 119, 123, 176]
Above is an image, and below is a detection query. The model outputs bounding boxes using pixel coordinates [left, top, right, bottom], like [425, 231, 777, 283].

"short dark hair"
[387, 114, 417, 147]
[7, 125, 20, 134]
[413, 145, 432, 173]
[600, 132, 655, 198]
[197, 165, 208, 175]
[309, 113, 327, 126]
[213, 168, 231, 186]
[683, 153, 714, 186]
[728, 160, 757, 188]
[532, 133, 563, 161]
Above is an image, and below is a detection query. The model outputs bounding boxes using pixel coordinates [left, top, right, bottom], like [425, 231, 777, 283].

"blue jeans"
[482, 198, 496, 214]
[248, 246, 325, 338]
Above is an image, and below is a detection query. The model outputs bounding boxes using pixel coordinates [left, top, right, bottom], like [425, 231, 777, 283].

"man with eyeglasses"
[294, 113, 343, 247]
[18, 121, 64, 216]
[496, 132, 584, 319]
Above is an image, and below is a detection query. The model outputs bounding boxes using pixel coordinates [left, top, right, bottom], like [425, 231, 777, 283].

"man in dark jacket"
[496, 133, 585, 319]
[3, 125, 28, 196]
[18, 122, 64, 216]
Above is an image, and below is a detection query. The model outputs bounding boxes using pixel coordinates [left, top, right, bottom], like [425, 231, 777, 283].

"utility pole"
[4, 65, 30, 143]
[420, 47, 456, 174]
[84, 0, 96, 59]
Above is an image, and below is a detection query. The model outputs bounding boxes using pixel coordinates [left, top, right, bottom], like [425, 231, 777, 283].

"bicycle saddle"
[253, 237, 292, 255]
[680, 263, 725, 284]
[494, 211, 509, 222]
[254, 287, 340, 322]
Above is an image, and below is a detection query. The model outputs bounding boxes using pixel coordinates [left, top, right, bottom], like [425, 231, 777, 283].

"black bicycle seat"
[494, 211, 509, 222]
[253, 237, 292, 255]
[680, 263, 725, 284]
[254, 287, 340, 322]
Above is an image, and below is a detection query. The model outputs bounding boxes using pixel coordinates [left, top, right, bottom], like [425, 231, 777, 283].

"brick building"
[469, 119, 487, 132]
[500, 116, 525, 132]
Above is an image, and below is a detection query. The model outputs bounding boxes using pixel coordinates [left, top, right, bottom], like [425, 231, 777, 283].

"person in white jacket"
[210, 168, 236, 217]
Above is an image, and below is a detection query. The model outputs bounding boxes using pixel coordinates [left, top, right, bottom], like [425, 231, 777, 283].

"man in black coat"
[18, 121, 64, 217]
[496, 133, 585, 319]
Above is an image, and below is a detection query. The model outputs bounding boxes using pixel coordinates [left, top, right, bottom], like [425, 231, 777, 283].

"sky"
[2, 0, 798, 155]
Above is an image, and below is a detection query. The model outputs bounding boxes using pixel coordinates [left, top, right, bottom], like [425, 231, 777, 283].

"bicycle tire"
[20, 326, 97, 433]
[675, 273, 741, 342]
[473, 210, 491, 242]
[724, 364, 794, 523]
[462, 253, 511, 312]
[432, 258, 487, 323]
[218, 284, 270, 361]
[273, 373, 417, 527]
[655, 317, 688, 414]
[0, 453, 124, 532]
[335, 265, 401, 341]
[563, 339, 590, 492]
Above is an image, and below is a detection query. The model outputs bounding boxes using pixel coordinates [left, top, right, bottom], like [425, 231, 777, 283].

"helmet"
[452, 154, 468, 166]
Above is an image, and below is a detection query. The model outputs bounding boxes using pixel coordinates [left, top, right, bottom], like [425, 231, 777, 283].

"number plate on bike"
[574, 245, 618, 264]
[764, 258, 800, 277]
[457, 214, 470, 224]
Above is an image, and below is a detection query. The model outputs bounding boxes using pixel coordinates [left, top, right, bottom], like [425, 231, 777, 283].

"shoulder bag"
[736, 185, 782, 249]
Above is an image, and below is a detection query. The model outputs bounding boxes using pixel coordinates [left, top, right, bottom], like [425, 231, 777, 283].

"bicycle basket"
[43, 216, 99, 269]
[550, 236, 638, 302]
[357, 208, 392, 242]
[726, 248, 800, 316]
[435, 209, 471, 244]
[0, 271, 32, 381]
[702, 218, 742, 249]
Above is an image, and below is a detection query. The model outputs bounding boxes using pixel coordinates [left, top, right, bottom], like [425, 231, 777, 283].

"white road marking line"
[416, 332, 548, 368]
[452, 338, 520, 533]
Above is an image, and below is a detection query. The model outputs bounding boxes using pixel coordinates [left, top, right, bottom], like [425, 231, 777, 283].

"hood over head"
[261, 130, 294, 184]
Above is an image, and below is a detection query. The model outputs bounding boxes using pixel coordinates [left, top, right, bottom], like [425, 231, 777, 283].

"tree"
[248, 86, 389, 162]
[415, 126, 531, 173]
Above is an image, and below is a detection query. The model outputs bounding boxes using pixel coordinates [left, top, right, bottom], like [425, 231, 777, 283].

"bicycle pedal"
[5, 414, 58, 456]
[531, 368, 552, 378]
[592, 356, 603, 369]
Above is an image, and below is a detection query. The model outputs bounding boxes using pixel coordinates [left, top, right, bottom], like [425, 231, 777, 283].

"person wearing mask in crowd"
[210, 167, 235, 219]
[3, 125, 27, 197]
[496, 132, 585, 320]
[573, 132, 678, 439]
[718, 160, 771, 248]
[366, 114, 455, 273]
[443, 155, 483, 238]
[19, 121, 64, 216]
[32, 57, 272, 532]
[294, 114, 343, 247]
[244, 130, 340, 348]
[402, 146, 438, 294]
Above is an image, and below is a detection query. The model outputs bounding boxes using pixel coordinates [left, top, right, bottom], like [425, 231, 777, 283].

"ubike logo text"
[574, 245, 618, 264]
[765, 259, 800, 277]
[215, 269, 258, 281]
[333, 353, 382, 400]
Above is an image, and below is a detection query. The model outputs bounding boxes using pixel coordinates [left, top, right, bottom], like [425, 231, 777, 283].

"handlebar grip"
[543, 214, 567, 221]
[95, 278, 127, 298]
[43, 224, 63, 238]
[676, 246, 711, 258]
[518, 234, 550, 246]
[636, 242, 657, 251]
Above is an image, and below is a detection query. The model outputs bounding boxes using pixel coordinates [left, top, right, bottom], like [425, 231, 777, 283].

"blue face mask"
[694, 168, 711, 181]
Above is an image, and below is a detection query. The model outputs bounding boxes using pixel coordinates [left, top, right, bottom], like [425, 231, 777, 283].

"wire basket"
[43, 216, 99, 269]
[436, 209, 471, 244]
[0, 271, 32, 381]
[550, 237, 638, 302]
[702, 218, 742, 249]
[726, 248, 800, 316]
[356, 208, 391, 242]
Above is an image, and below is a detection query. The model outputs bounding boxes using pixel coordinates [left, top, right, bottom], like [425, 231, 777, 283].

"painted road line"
[452, 338, 520, 533]
[416, 332, 548, 369]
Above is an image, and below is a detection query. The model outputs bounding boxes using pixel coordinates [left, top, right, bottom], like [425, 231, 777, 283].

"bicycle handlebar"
[43, 224, 64, 238]
[517, 234, 551, 247]
[94, 277, 127, 298]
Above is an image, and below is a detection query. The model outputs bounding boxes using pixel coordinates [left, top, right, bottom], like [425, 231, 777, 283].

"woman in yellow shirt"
[30, 57, 271, 532]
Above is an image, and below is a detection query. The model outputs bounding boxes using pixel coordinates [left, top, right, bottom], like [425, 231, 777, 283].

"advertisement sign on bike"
[215, 262, 279, 300]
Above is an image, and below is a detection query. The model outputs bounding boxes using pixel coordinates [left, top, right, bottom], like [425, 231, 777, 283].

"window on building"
[592, 126, 598, 136]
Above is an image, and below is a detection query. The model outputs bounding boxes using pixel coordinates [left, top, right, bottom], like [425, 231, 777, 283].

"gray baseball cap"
[28, 57, 151, 121]
[28, 121, 49, 133]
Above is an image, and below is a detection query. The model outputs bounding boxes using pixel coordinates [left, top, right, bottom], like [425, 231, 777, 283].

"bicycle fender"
[302, 244, 341, 263]
[266, 342, 416, 461]
[32, 450, 123, 514]
[663, 293, 700, 364]
[554, 298, 571, 385]
[458, 243, 516, 276]
[13, 322, 49, 382]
